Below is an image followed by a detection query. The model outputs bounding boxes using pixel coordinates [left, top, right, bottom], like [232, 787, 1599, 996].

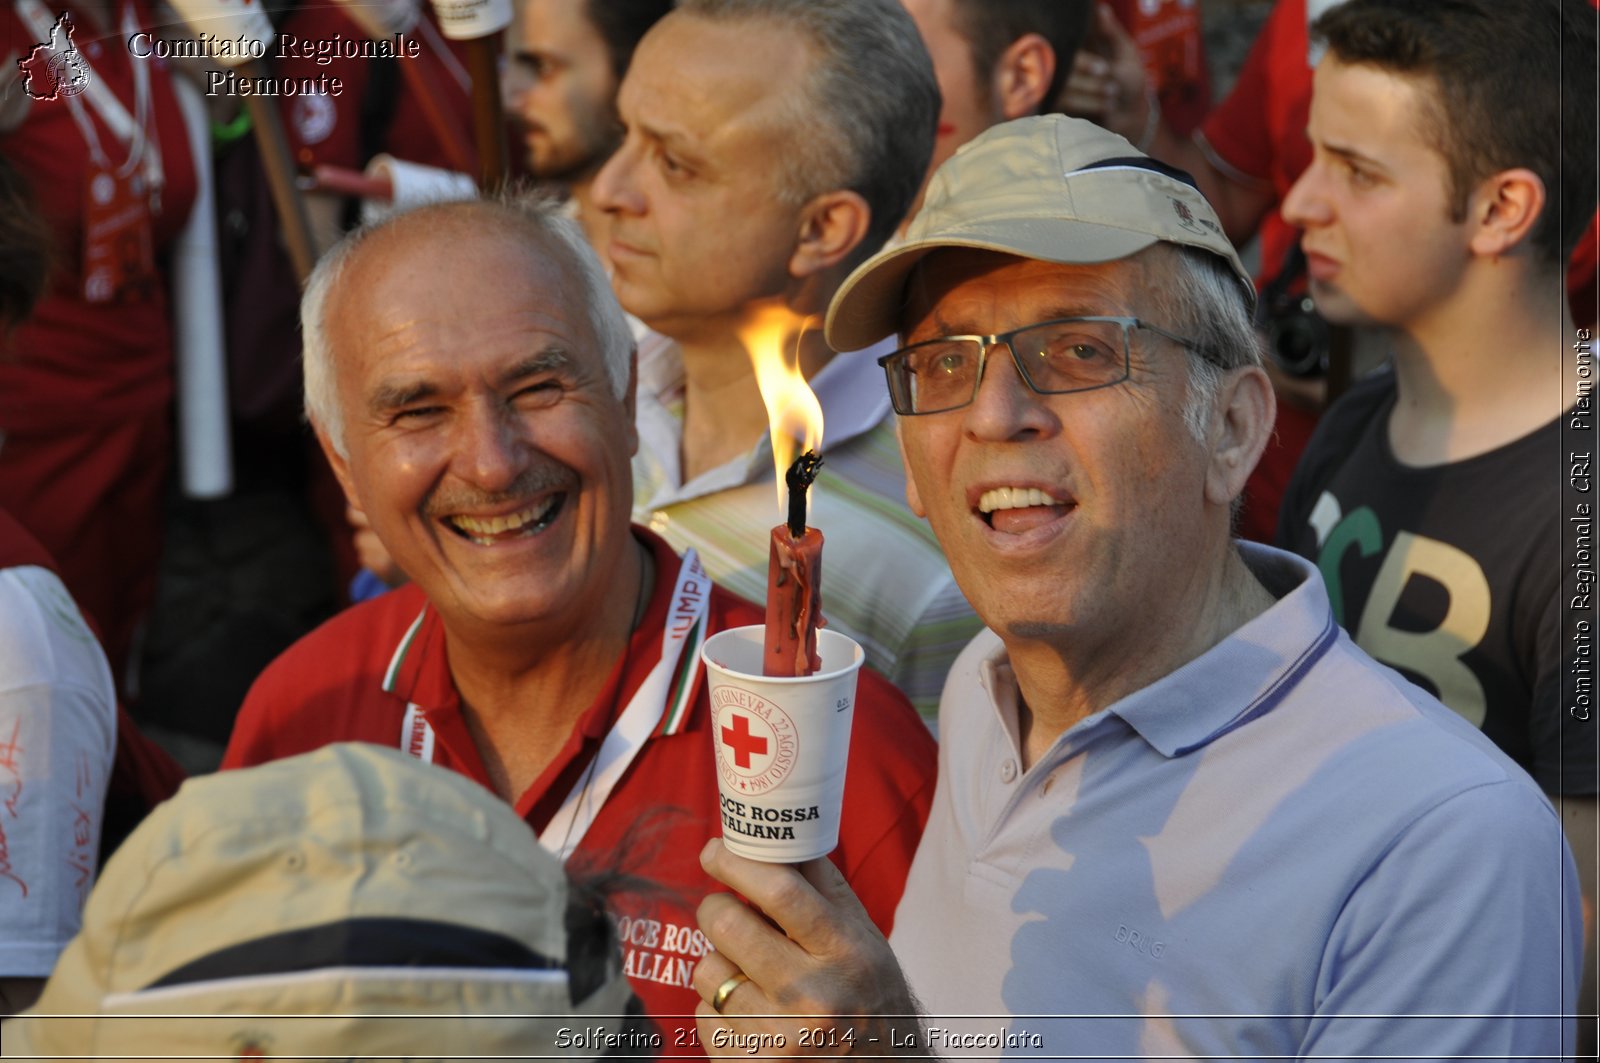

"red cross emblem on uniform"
[720, 713, 768, 769]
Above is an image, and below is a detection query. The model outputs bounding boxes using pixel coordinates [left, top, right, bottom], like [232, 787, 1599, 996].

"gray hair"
[302, 192, 634, 458]
[1140, 244, 1263, 441]
[673, 0, 940, 259]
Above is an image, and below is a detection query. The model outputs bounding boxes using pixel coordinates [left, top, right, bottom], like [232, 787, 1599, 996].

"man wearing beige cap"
[687, 115, 1580, 1057]
[6, 743, 645, 1057]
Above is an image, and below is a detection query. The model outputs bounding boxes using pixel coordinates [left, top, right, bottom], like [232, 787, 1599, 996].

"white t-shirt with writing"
[0, 564, 116, 977]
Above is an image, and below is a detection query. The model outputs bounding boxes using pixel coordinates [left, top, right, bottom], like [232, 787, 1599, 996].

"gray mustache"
[422, 463, 577, 518]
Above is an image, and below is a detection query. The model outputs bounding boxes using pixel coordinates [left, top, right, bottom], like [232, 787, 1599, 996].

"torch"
[331, 0, 476, 176]
[301, 156, 476, 225]
[165, 0, 318, 282]
[168, 74, 233, 498]
[426, 0, 511, 190]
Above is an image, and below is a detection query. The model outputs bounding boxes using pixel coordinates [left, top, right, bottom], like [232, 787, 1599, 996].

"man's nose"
[591, 140, 642, 215]
[455, 404, 526, 491]
[962, 342, 1059, 443]
[1281, 164, 1330, 229]
[500, 63, 531, 115]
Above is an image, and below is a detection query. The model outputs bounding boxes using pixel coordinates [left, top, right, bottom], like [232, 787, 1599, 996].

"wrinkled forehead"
[337, 218, 580, 322]
[328, 218, 600, 373]
[897, 248, 1146, 339]
[622, 10, 812, 129]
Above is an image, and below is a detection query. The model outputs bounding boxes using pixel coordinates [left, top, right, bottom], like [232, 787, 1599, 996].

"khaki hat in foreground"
[5, 743, 638, 1060]
[825, 114, 1254, 351]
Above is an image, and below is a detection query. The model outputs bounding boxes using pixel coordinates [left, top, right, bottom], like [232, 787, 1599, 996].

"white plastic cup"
[427, 0, 510, 39]
[164, 0, 274, 66]
[701, 626, 864, 863]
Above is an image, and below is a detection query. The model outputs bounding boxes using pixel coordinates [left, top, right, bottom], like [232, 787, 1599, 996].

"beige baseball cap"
[5, 743, 639, 1060]
[826, 114, 1254, 351]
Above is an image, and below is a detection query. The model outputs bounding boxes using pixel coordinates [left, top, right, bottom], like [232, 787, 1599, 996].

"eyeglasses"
[877, 315, 1212, 416]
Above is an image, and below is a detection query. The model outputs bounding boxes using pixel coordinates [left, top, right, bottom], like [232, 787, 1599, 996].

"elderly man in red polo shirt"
[222, 195, 935, 1052]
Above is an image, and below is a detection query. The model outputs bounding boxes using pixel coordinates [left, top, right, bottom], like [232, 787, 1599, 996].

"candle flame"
[737, 301, 824, 518]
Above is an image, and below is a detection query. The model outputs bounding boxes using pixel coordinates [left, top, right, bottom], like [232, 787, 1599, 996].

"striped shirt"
[632, 335, 980, 722]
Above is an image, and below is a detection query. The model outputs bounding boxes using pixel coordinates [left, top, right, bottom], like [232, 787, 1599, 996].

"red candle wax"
[764, 525, 824, 677]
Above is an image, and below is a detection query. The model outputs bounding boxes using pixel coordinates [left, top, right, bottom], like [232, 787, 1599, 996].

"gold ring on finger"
[711, 972, 750, 1014]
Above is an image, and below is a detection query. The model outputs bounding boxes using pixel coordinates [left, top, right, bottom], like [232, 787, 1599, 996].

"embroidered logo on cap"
[1171, 197, 1204, 234]
[1170, 196, 1223, 237]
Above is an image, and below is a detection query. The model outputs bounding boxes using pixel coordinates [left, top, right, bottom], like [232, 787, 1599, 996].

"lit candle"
[764, 451, 824, 677]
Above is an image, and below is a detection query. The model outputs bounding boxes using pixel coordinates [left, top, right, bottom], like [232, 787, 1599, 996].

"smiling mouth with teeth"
[976, 487, 1070, 529]
[445, 493, 565, 545]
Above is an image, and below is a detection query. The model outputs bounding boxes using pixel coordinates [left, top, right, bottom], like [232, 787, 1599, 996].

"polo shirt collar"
[1108, 542, 1339, 758]
[977, 543, 1339, 761]
[379, 591, 455, 713]
[377, 529, 695, 719]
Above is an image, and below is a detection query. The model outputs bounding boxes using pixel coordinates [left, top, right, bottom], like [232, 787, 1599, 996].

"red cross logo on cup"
[721, 713, 768, 769]
[711, 686, 798, 795]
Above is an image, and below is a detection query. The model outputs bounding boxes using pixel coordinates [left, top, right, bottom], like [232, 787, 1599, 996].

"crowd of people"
[0, 0, 1595, 1056]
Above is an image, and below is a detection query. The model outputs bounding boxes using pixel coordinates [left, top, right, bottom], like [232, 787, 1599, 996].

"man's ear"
[316, 425, 362, 510]
[1466, 167, 1545, 259]
[1204, 365, 1275, 509]
[991, 32, 1056, 120]
[893, 417, 928, 518]
[790, 189, 872, 279]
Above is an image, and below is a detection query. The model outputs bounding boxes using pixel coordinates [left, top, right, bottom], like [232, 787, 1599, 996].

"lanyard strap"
[397, 549, 711, 862]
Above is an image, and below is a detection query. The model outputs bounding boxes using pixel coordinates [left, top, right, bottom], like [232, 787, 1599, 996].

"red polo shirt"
[225, 527, 937, 1050]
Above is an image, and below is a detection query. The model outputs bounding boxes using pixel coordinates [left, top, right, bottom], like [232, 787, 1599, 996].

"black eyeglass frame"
[876, 315, 1217, 416]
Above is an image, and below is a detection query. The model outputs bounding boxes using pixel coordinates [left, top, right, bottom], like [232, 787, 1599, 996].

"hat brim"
[7, 965, 637, 1055]
[826, 218, 1160, 352]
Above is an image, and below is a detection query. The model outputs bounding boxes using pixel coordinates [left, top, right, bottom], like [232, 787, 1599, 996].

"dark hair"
[564, 806, 694, 1049]
[0, 157, 52, 333]
[1315, 0, 1598, 263]
[583, 0, 673, 80]
[565, 885, 654, 1060]
[676, 0, 940, 258]
[564, 870, 648, 1004]
[951, 0, 1094, 113]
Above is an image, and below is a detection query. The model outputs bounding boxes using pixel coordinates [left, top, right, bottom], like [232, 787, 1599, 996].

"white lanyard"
[397, 549, 711, 862]
[17, 0, 163, 193]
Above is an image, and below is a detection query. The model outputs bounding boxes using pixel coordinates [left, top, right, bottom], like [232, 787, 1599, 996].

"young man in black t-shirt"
[1275, 0, 1597, 1026]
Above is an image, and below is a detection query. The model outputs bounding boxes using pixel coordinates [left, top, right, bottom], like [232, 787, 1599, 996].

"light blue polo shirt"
[891, 542, 1580, 1059]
